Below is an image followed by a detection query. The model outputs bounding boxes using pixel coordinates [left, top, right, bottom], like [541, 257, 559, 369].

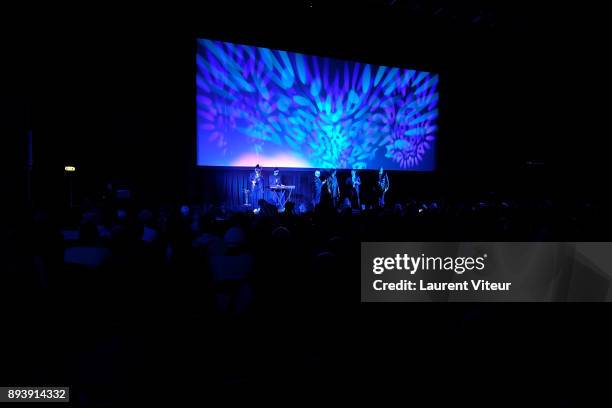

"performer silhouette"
[377, 166, 390, 208]
[346, 169, 361, 209]
[249, 164, 264, 210]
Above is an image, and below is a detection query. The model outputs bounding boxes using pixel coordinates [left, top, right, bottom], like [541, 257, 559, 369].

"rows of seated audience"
[5, 196, 606, 296]
[0, 195, 608, 404]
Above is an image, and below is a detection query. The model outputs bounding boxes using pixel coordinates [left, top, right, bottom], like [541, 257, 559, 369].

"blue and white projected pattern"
[197, 39, 439, 170]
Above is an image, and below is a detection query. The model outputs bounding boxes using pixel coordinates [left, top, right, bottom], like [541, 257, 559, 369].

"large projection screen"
[197, 38, 438, 170]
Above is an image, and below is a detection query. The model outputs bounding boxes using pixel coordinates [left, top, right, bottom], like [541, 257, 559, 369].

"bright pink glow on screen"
[231, 153, 313, 168]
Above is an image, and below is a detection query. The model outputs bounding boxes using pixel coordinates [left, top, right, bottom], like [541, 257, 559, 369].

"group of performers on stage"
[247, 164, 390, 213]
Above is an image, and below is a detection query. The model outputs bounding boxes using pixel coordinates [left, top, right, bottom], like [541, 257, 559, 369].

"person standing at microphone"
[249, 164, 264, 210]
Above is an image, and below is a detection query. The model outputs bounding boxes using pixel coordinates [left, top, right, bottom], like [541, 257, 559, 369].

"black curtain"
[194, 168, 453, 211]
[197, 168, 316, 211]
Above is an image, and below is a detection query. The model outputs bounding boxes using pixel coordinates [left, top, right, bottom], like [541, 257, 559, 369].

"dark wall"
[31, 3, 607, 210]
[4, 35, 32, 215]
